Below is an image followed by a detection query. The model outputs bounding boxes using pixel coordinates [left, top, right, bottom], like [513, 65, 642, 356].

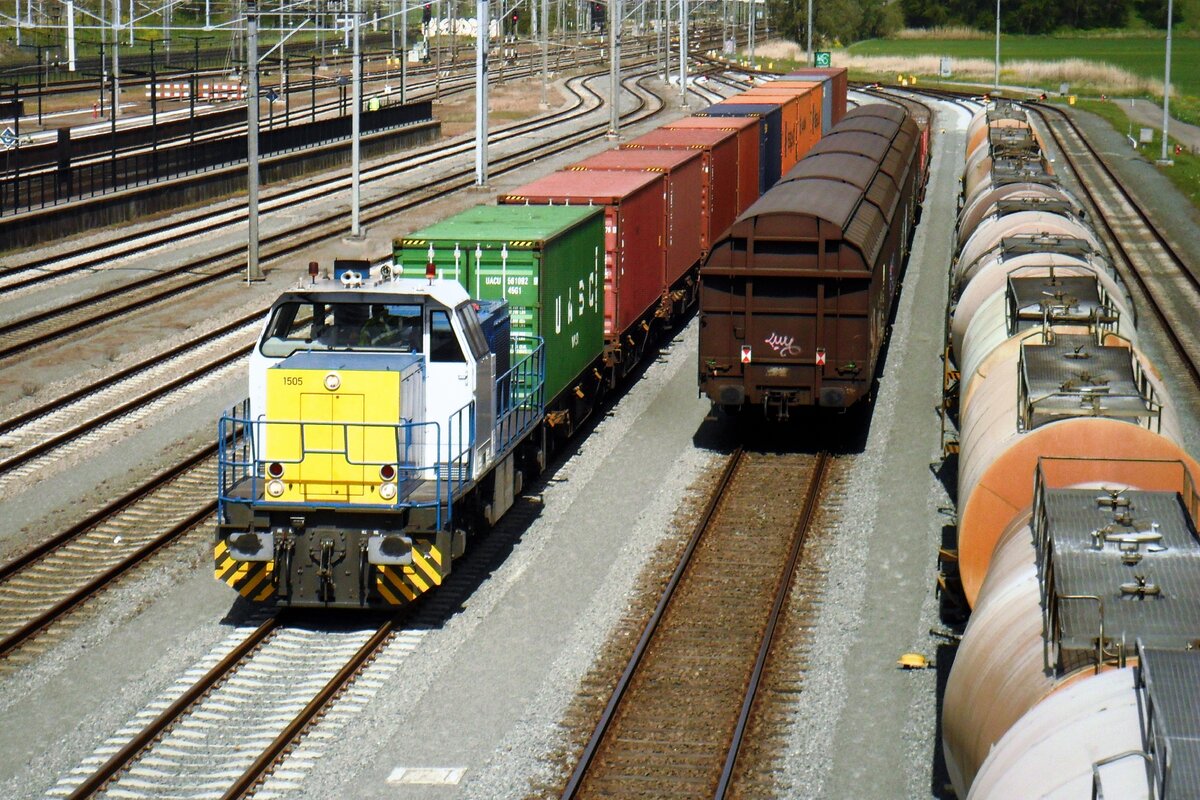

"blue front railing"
[218, 402, 472, 533]
[495, 336, 545, 454]
[217, 336, 545, 535]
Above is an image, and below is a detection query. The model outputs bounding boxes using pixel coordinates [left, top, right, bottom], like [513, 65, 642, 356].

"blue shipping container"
[698, 103, 783, 194]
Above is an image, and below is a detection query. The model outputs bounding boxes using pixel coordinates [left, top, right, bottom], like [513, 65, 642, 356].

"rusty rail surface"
[564, 449, 831, 799]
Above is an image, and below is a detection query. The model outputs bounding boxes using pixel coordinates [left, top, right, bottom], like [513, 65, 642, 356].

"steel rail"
[0, 339, 252, 474]
[0, 61, 574, 291]
[0, 52, 609, 290]
[715, 450, 829, 798]
[0, 67, 665, 362]
[0, 310, 261, 436]
[0, 500, 216, 658]
[561, 446, 745, 798]
[0, 443, 216, 584]
[64, 615, 281, 800]
[221, 618, 400, 799]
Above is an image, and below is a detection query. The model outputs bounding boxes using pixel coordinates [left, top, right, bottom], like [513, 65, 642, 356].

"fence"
[0, 99, 432, 216]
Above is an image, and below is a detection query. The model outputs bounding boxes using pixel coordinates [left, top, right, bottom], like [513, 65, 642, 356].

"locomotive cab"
[216, 262, 544, 608]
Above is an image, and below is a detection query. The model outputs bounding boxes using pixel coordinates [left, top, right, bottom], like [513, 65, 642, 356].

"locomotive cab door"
[423, 305, 480, 481]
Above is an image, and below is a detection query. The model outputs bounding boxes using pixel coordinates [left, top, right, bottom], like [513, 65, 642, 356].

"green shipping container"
[394, 205, 605, 402]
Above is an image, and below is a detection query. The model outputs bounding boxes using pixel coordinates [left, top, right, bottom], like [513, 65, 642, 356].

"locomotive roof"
[279, 278, 471, 309]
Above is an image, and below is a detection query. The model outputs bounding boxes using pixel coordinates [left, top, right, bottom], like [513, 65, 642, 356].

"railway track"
[6, 50, 543, 185]
[1028, 102, 1200, 389]
[0, 57, 599, 297]
[1, 33, 728, 295]
[0, 314, 260, 486]
[0, 446, 217, 662]
[563, 448, 834, 799]
[54, 614, 427, 798]
[0, 65, 682, 360]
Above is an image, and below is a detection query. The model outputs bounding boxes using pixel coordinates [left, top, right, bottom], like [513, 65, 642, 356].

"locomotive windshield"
[260, 299, 425, 357]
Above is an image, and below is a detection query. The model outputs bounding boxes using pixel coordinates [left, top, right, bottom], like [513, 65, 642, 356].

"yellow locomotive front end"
[215, 270, 534, 610]
[217, 347, 452, 608]
[262, 358, 415, 504]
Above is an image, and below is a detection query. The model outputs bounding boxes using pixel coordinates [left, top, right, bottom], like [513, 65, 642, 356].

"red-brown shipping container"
[664, 116, 762, 215]
[785, 67, 849, 125]
[498, 169, 666, 339]
[571, 147, 705, 285]
[732, 87, 822, 173]
[620, 127, 739, 251]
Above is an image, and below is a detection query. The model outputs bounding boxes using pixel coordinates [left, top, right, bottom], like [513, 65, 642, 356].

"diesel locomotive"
[216, 261, 548, 607]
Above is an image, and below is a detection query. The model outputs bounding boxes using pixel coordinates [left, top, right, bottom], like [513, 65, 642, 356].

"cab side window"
[429, 310, 465, 363]
[457, 305, 490, 360]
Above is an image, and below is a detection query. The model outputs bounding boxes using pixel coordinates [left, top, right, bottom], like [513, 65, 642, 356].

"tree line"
[766, 0, 1193, 47]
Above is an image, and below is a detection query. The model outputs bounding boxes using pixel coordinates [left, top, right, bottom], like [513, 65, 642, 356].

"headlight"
[379, 482, 398, 500]
[267, 479, 285, 497]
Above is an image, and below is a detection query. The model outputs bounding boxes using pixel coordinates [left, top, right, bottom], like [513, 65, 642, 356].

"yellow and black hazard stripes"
[214, 540, 276, 601]
[375, 542, 445, 605]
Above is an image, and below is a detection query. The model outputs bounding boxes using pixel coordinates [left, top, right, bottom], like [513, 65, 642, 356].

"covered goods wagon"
[698, 106, 922, 418]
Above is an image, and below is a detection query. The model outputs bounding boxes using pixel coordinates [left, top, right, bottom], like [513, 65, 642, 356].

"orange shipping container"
[737, 87, 822, 173]
[757, 80, 828, 136]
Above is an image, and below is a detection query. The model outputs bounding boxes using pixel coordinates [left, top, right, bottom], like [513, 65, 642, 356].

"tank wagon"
[697, 104, 927, 419]
[939, 100, 1200, 799]
[213, 76, 851, 609]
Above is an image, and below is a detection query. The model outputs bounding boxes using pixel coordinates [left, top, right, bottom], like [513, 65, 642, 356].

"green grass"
[849, 34, 1200, 97]
[1067, 97, 1200, 207]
